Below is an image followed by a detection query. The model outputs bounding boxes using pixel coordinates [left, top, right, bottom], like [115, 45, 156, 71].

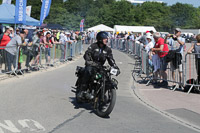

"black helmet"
[96, 31, 108, 43]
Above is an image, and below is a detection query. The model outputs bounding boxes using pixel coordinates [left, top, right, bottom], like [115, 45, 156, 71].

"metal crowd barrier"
[0, 40, 83, 77]
[110, 38, 199, 94]
[0, 46, 21, 77]
[184, 53, 200, 93]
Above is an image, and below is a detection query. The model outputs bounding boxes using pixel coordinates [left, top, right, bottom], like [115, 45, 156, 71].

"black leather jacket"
[84, 43, 116, 67]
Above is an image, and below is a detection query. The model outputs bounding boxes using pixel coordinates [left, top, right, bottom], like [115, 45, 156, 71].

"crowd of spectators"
[0, 26, 85, 74]
[109, 29, 199, 90]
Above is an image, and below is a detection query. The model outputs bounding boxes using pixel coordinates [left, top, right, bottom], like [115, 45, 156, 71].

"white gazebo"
[114, 25, 156, 34]
[87, 24, 114, 32]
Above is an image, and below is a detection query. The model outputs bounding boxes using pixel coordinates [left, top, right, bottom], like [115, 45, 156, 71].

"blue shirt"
[168, 37, 185, 55]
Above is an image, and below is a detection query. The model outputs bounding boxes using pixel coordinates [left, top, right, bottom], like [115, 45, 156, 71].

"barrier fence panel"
[0, 41, 83, 79]
[66, 43, 72, 60]
[185, 53, 200, 93]
[39, 45, 48, 69]
[72, 42, 76, 57]
[52, 44, 60, 66]
[110, 39, 200, 94]
[0, 46, 20, 76]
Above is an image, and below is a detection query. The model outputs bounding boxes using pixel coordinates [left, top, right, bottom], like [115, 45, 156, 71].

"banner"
[2, 0, 11, 4]
[80, 19, 84, 32]
[26, 6, 32, 16]
[40, 0, 52, 25]
[15, 0, 27, 24]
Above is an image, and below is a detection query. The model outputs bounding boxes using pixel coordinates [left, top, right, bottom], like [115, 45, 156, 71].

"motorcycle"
[72, 65, 119, 118]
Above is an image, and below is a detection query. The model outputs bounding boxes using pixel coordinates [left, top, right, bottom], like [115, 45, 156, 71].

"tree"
[170, 3, 196, 29]
[134, 2, 172, 31]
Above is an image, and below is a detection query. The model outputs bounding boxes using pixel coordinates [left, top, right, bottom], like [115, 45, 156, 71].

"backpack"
[165, 50, 175, 63]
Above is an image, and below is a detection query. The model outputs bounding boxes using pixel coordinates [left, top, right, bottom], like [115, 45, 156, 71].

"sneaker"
[170, 85, 176, 90]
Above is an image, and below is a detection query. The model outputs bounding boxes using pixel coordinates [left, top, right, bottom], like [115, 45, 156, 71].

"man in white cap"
[165, 28, 185, 89]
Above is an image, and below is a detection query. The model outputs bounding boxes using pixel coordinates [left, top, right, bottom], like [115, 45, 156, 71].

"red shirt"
[0, 34, 11, 49]
[43, 36, 51, 48]
[155, 38, 169, 57]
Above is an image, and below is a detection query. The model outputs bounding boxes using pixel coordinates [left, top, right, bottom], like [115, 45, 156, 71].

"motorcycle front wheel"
[95, 89, 116, 118]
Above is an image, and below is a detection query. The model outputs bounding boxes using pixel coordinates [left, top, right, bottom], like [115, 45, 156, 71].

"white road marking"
[0, 119, 45, 133]
[0, 120, 20, 133]
[18, 119, 45, 132]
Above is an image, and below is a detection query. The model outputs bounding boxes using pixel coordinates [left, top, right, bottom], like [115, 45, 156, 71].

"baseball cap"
[9, 27, 13, 31]
[146, 34, 152, 39]
[175, 28, 181, 32]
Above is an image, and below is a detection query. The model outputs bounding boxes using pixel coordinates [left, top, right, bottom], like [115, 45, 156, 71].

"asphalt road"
[0, 47, 199, 133]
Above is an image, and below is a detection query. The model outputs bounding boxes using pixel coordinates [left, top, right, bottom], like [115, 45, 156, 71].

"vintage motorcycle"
[72, 65, 119, 118]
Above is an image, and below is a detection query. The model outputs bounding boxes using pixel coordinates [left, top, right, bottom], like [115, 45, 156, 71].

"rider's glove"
[86, 61, 100, 68]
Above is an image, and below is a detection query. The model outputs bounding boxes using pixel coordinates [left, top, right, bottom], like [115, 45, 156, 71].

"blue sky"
[141, 0, 200, 7]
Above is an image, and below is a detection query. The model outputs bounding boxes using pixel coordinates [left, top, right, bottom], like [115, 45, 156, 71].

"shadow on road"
[69, 97, 93, 111]
[69, 97, 110, 119]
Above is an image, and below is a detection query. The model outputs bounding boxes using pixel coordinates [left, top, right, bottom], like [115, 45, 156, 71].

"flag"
[2, 0, 11, 4]
[26, 6, 32, 16]
[40, 0, 52, 25]
[80, 19, 84, 32]
[15, 0, 27, 24]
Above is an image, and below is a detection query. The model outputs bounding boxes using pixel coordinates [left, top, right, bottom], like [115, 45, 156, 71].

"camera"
[170, 34, 177, 40]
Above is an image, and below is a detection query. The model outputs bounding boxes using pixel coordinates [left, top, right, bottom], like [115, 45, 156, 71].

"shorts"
[45, 48, 51, 56]
[170, 62, 183, 72]
[160, 56, 168, 71]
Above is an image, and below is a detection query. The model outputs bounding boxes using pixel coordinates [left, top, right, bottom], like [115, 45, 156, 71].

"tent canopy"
[39, 24, 64, 30]
[114, 25, 156, 33]
[0, 4, 40, 26]
[87, 24, 114, 32]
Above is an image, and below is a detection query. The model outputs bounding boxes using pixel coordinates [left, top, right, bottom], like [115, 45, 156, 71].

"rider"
[78, 31, 120, 99]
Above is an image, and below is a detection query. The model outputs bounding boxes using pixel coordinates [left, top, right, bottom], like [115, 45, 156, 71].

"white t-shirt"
[145, 41, 154, 53]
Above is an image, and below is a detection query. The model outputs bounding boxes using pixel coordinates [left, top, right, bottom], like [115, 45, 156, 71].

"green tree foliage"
[170, 3, 197, 29]
[134, 2, 172, 31]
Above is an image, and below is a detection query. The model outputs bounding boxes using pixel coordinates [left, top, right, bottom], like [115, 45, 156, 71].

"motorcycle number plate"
[110, 68, 118, 76]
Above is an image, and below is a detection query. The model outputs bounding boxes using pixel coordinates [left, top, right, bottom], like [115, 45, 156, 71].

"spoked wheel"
[95, 89, 116, 118]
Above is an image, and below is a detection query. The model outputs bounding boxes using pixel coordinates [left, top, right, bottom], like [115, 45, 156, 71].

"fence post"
[65, 42, 68, 61]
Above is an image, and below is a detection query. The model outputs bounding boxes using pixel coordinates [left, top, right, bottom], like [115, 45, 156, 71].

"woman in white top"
[145, 34, 154, 53]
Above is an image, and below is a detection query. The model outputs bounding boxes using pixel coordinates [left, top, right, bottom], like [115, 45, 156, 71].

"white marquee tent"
[87, 24, 114, 32]
[114, 25, 156, 33]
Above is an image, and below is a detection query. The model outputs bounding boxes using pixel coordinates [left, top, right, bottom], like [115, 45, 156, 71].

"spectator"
[51, 32, 61, 45]
[5, 30, 25, 72]
[151, 32, 169, 87]
[165, 28, 185, 88]
[59, 31, 67, 62]
[24, 29, 34, 71]
[90, 30, 95, 44]
[0, 26, 11, 72]
[187, 34, 200, 84]
[42, 32, 52, 65]
[31, 32, 41, 66]
[145, 34, 154, 53]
